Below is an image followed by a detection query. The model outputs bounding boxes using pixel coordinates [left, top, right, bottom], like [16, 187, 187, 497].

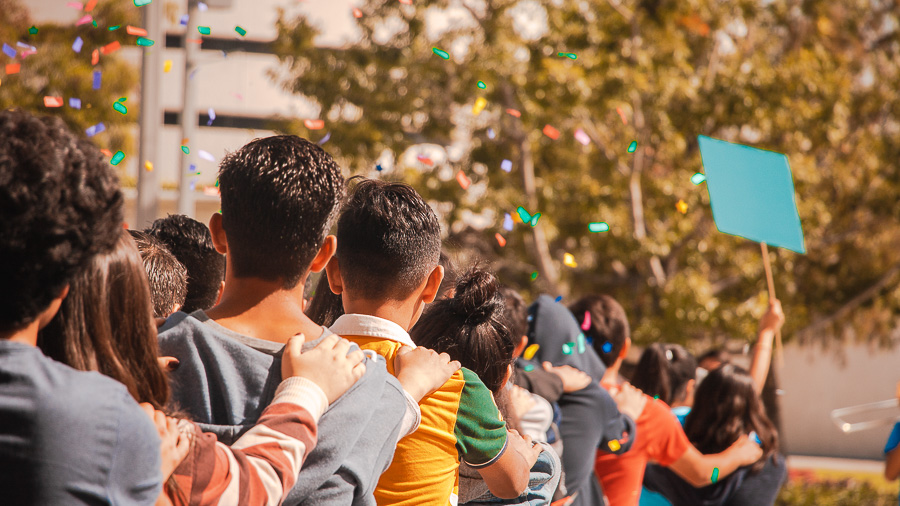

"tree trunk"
[520, 137, 562, 294]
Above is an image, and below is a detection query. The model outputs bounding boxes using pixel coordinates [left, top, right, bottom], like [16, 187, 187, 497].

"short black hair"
[0, 110, 123, 332]
[217, 135, 344, 288]
[336, 178, 441, 300]
[500, 286, 529, 340]
[568, 294, 630, 367]
[146, 214, 224, 313]
[129, 230, 187, 318]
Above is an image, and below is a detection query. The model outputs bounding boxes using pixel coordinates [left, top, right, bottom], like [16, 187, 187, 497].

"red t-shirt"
[594, 392, 691, 506]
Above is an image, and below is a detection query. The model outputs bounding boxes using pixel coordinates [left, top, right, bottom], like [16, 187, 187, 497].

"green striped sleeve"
[453, 367, 509, 467]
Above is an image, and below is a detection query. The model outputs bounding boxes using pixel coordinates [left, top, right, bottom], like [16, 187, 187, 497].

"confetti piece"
[91, 49, 99, 65]
[206, 108, 216, 126]
[456, 170, 471, 190]
[198, 150, 215, 162]
[113, 98, 127, 115]
[554, 295, 563, 302]
[108, 25, 121, 31]
[653, 394, 660, 400]
[181, 146, 189, 154]
[126, 25, 147, 36]
[69, 98, 81, 109]
[72, 36, 83, 53]
[99, 149, 112, 158]
[608, 439, 621, 451]
[601, 341, 613, 353]
[198, 26, 211, 35]
[691, 172, 706, 185]
[352, 8, 362, 18]
[523, 364, 535, 372]
[28, 26, 38, 35]
[627, 140, 637, 153]
[581, 311, 591, 331]
[92, 70, 101, 90]
[399, 0, 412, 4]
[472, 97, 487, 115]
[616, 107, 628, 124]
[503, 213, 514, 231]
[198, 2, 208, 11]
[487, 128, 496, 139]
[711, 468, 719, 483]
[495, 233, 506, 247]
[432, 48, 450, 60]
[563, 253, 577, 268]
[84, 0, 97, 11]
[506, 108, 521, 118]
[136, 37, 154, 47]
[542, 124, 560, 140]
[110, 151, 125, 165]
[574, 128, 591, 146]
[750, 431, 761, 445]
[476, 80, 486, 89]
[318, 132, 331, 145]
[562, 342, 574, 355]
[577, 333, 586, 353]
[679, 14, 711, 37]
[43, 96, 63, 107]
[100, 41, 120, 55]
[530, 271, 538, 280]
[76, 15, 93, 26]
[85, 123, 105, 137]
[2, 43, 16, 59]
[500, 159, 512, 172]
[179, 14, 188, 26]
[588, 222, 609, 233]
[92, 20, 97, 27]
[6, 63, 20, 74]
[235, 26, 247, 36]
[416, 154, 434, 166]
[134, 0, 151, 5]
[375, 164, 383, 172]
[523, 344, 540, 360]
[557, 52, 577, 59]
[144, 160, 153, 171]
[516, 206, 540, 227]
[163, 59, 172, 72]
[304, 119, 324, 130]
[676, 199, 688, 214]
[66, 2, 83, 9]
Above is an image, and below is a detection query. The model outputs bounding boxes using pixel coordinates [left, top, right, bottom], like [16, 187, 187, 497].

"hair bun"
[450, 268, 503, 326]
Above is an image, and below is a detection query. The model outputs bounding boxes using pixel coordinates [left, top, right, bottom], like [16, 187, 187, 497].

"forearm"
[886, 448, 900, 480]
[749, 329, 775, 393]
[476, 441, 530, 499]
[671, 446, 747, 488]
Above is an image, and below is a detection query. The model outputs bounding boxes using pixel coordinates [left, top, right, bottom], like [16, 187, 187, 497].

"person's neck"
[205, 275, 320, 343]
[0, 319, 41, 346]
[601, 360, 622, 385]
[343, 297, 418, 332]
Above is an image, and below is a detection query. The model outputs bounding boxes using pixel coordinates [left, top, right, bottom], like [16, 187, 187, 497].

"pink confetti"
[416, 154, 434, 166]
[76, 15, 93, 26]
[353, 8, 363, 18]
[616, 107, 628, 125]
[66, 2, 84, 9]
[506, 108, 521, 118]
[581, 311, 591, 331]
[574, 128, 591, 146]
[456, 170, 471, 190]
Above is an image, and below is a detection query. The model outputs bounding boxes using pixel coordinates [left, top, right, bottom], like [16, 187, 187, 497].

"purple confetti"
[188, 163, 197, 173]
[92, 70, 101, 90]
[198, 150, 215, 162]
[2, 43, 16, 59]
[501, 159, 512, 172]
[179, 14, 188, 26]
[69, 98, 81, 109]
[317, 132, 331, 145]
[503, 213, 514, 231]
[72, 36, 83, 53]
[85, 123, 106, 137]
[487, 128, 496, 139]
[206, 107, 216, 126]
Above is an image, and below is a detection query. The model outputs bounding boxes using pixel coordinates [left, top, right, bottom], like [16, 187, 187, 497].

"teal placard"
[698, 135, 805, 254]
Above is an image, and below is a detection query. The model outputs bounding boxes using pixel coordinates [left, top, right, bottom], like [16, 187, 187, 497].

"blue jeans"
[462, 443, 562, 506]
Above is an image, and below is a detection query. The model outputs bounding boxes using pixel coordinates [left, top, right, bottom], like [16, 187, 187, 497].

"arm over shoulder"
[107, 390, 163, 505]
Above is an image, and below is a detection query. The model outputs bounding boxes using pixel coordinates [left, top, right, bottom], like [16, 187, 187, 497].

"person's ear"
[619, 337, 632, 361]
[209, 213, 228, 255]
[215, 280, 225, 305]
[171, 303, 182, 315]
[309, 235, 336, 273]
[324, 258, 344, 295]
[512, 335, 528, 359]
[502, 364, 513, 386]
[420, 265, 444, 304]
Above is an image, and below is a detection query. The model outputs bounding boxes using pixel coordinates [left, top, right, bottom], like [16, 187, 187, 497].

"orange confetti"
[456, 170, 471, 190]
[101, 41, 121, 55]
[616, 107, 628, 125]
[5, 63, 20, 74]
[542, 124, 560, 140]
[676, 199, 688, 214]
[399, 0, 412, 4]
[495, 233, 506, 247]
[126, 25, 148, 36]
[43, 96, 64, 108]
[678, 15, 710, 37]
[91, 49, 99, 65]
[84, 0, 97, 11]
[186, 38, 203, 44]
[99, 149, 113, 158]
[353, 8, 363, 18]
[304, 119, 324, 130]
[506, 108, 521, 118]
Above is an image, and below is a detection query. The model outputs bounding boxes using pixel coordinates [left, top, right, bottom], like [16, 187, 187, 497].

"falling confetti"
[711, 468, 719, 483]
[304, 119, 324, 130]
[495, 233, 506, 247]
[85, 123, 105, 137]
[163, 59, 172, 72]
[136, 37, 155, 47]
[5, 63, 20, 74]
[523, 344, 540, 360]
[563, 253, 577, 268]
[43, 96, 63, 108]
[506, 108, 521, 118]
[608, 439, 622, 452]
[416, 154, 434, 166]
[487, 128, 496, 139]
[76, 15, 92, 26]
[616, 107, 628, 124]
[84, 0, 97, 11]
[472, 97, 487, 115]
[207, 107, 216, 125]
[691, 172, 706, 185]
[398, 0, 412, 5]
[144, 160, 153, 171]
[112, 98, 127, 115]
[375, 164, 383, 172]
[523, 364, 535, 372]
[235, 26, 247, 36]
[91, 49, 99, 65]
[601, 341, 613, 353]
[134, 0, 151, 6]
[72, 36, 83, 53]
[530, 271, 538, 280]
[503, 213, 514, 231]
[317, 132, 331, 145]
[28, 26, 38, 35]
[2, 43, 16, 58]
[562, 342, 574, 355]
[352, 8, 363, 18]
[92, 70, 101, 90]
[456, 170, 471, 190]
[69, 98, 81, 109]
[181, 146, 189, 154]
[500, 159, 512, 172]
[516, 206, 541, 227]
[557, 52, 577, 59]
[676, 199, 688, 214]
[574, 128, 591, 146]
[577, 333, 586, 353]
[432, 48, 450, 60]
[198, 150, 216, 162]
[627, 140, 638, 153]
[554, 295, 563, 302]
[126, 25, 147, 36]
[542, 124, 560, 140]
[100, 41, 120, 55]
[476, 80, 486, 89]
[581, 311, 591, 331]
[198, 26, 211, 35]
[108, 25, 121, 31]
[750, 431, 761, 445]
[110, 151, 125, 165]
[588, 222, 609, 233]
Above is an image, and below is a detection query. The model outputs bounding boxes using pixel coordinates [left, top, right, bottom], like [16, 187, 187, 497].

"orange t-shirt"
[594, 394, 690, 506]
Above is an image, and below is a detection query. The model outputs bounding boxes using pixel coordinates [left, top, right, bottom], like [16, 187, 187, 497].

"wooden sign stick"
[760, 242, 784, 368]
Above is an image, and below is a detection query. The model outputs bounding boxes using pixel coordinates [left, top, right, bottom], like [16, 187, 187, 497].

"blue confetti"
[501, 159, 512, 172]
[317, 132, 331, 145]
[601, 342, 613, 354]
[85, 123, 106, 137]
[69, 98, 81, 109]
[188, 163, 197, 173]
[526, 314, 534, 322]
[2, 43, 16, 58]
[376, 164, 383, 172]
[503, 213, 514, 231]
[179, 14, 188, 26]
[92, 70, 101, 90]
[72, 36, 83, 53]
[554, 295, 563, 302]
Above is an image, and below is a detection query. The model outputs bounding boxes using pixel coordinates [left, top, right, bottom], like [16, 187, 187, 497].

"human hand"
[759, 299, 785, 335]
[728, 434, 764, 465]
[542, 362, 592, 392]
[394, 346, 461, 402]
[140, 403, 190, 480]
[507, 429, 543, 469]
[509, 384, 537, 420]
[281, 334, 367, 403]
[612, 382, 647, 421]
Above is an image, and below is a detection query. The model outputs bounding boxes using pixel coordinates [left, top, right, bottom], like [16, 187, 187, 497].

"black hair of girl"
[684, 363, 779, 473]
[305, 271, 345, 327]
[409, 267, 515, 395]
[631, 343, 697, 407]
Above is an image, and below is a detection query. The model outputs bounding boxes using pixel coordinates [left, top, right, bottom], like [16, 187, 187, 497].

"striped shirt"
[167, 377, 328, 506]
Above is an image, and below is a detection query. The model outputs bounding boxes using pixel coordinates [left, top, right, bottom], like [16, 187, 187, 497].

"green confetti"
[530, 271, 538, 280]
[134, 0, 152, 5]
[711, 468, 719, 483]
[235, 26, 247, 36]
[432, 47, 450, 60]
[198, 26, 211, 35]
[628, 140, 638, 153]
[476, 80, 486, 89]
[577, 333, 586, 353]
[181, 146, 190, 154]
[653, 394, 660, 400]
[108, 25, 121, 31]
[588, 222, 610, 233]
[28, 26, 38, 35]
[112, 98, 127, 115]
[558, 52, 577, 60]
[136, 37, 154, 46]
[91, 20, 97, 27]
[110, 151, 125, 165]
[562, 343, 574, 355]
[691, 172, 706, 185]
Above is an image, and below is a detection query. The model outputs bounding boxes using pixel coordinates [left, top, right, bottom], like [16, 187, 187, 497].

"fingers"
[447, 359, 461, 372]
[285, 333, 307, 358]
[396, 345, 413, 356]
[542, 361, 553, 371]
[346, 348, 366, 366]
[332, 337, 353, 358]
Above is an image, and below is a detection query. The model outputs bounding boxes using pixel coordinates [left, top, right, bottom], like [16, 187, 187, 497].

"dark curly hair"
[568, 294, 631, 367]
[129, 230, 187, 318]
[146, 215, 222, 313]
[217, 136, 344, 289]
[0, 109, 123, 332]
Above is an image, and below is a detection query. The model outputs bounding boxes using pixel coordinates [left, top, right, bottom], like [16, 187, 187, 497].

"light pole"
[136, 0, 162, 227]
[177, 0, 201, 217]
